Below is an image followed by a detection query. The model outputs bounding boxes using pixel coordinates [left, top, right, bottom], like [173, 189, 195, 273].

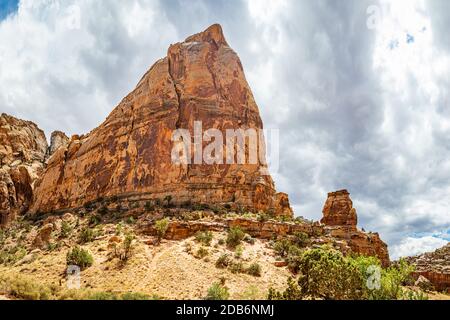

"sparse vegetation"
[226, 227, 245, 249]
[229, 261, 244, 274]
[205, 282, 230, 300]
[215, 253, 231, 269]
[195, 231, 213, 246]
[66, 246, 94, 270]
[60, 221, 73, 238]
[79, 227, 96, 244]
[154, 218, 170, 244]
[246, 262, 262, 277]
[268, 246, 424, 300]
[195, 247, 209, 259]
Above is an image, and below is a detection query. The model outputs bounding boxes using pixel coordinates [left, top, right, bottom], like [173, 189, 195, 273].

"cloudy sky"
[1, 0, 449, 259]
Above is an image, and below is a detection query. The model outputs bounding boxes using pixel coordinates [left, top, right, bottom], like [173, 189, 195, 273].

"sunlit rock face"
[321, 190, 390, 266]
[30, 24, 292, 217]
[321, 190, 357, 227]
[0, 113, 48, 225]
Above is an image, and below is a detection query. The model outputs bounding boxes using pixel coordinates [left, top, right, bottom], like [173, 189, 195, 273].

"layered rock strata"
[30, 24, 292, 217]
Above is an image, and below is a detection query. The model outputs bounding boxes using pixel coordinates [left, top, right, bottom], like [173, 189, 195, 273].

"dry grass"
[0, 225, 289, 300]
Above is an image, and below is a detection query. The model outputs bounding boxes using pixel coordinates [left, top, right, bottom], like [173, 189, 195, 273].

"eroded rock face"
[406, 243, 450, 292]
[0, 113, 48, 225]
[31, 24, 292, 217]
[321, 190, 357, 227]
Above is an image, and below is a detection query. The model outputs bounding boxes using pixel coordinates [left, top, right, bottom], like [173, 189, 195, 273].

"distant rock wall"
[0, 113, 48, 225]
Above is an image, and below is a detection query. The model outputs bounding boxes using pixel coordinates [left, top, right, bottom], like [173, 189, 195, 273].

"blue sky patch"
[406, 33, 415, 44]
[0, 0, 19, 21]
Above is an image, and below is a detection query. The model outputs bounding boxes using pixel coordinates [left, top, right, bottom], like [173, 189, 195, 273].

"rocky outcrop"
[406, 243, 450, 292]
[30, 24, 292, 217]
[320, 190, 390, 266]
[48, 131, 69, 157]
[0, 113, 48, 225]
[321, 190, 357, 227]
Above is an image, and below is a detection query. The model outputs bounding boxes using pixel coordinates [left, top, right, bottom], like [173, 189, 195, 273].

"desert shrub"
[79, 227, 96, 244]
[195, 231, 213, 246]
[226, 227, 245, 249]
[0, 274, 53, 300]
[118, 233, 135, 262]
[234, 245, 244, 259]
[205, 282, 230, 300]
[365, 258, 416, 300]
[155, 218, 169, 244]
[66, 246, 93, 270]
[295, 246, 364, 300]
[215, 253, 231, 269]
[403, 289, 428, 300]
[195, 247, 209, 259]
[273, 239, 291, 258]
[60, 221, 73, 238]
[218, 238, 225, 246]
[257, 213, 269, 223]
[292, 232, 309, 248]
[246, 262, 262, 277]
[88, 292, 119, 300]
[47, 242, 60, 252]
[121, 292, 150, 300]
[268, 277, 302, 300]
[229, 261, 245, 274]
[0, 246, 27, 265]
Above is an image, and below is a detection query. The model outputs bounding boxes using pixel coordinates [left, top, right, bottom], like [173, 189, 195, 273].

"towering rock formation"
[30, 24, 292, 217]
[321, 190, 357, 227]
[321, 190, 390, 266]
[0, 113, 48, 225]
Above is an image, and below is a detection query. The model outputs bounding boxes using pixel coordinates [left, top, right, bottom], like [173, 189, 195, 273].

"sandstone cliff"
[30, 24, 292, 217]
[0, 113, 48, 225]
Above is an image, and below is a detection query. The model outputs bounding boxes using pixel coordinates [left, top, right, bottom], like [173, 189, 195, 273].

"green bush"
[215, 253, 231, 269]
[66, 246, 94, 270]
[121, 292, 151, 300]
[195, 231, 213, 246]
[60, 221, 73, 239]
[269, 247, 420, 300]
[155, 218, 170, 244]
[205, 282, 230, 300]
[273, 239, 291, 258]
[79, 227, 96, 244]
[246, 262, 262, 277]
[291, 232, 309, 248]
[229, 261, 245, 274]
[195, 247, 209, 259]
[88, 292, 119, 300]
[226, 227, 245, 249]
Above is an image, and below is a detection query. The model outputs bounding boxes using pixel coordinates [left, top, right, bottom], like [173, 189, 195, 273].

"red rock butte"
[29, 24, 293, 217]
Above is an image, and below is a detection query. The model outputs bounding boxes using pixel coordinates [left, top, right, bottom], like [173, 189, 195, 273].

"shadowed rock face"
[30, 24, 292, 216]
[0, 113, 48, 225]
